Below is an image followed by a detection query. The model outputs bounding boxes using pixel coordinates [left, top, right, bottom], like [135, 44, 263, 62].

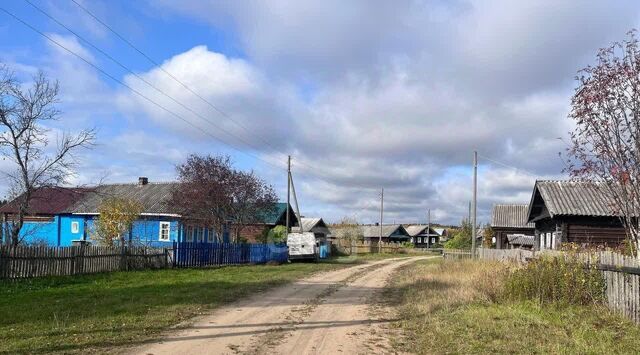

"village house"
[361, 224, 410, 243]
[491, 204, 535, 249]
[234, 202, 298, 243]
[526, 180, 627, 250]
[405, 225, 439, 248]
[1, 177, 295, 247]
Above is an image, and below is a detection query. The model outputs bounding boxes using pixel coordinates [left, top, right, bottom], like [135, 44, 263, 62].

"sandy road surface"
[132, 256, 431, 355]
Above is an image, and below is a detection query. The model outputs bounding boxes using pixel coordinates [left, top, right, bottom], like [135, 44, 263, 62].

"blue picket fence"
[172, 242, 288, 267]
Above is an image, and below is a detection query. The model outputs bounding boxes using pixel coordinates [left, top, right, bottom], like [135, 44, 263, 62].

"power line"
[477, 153, 538, 177]
[67, 0, 337, 180]
[68, 0, 291, 161]
[24, 0, 289, 168]
[0, 6, 287, 171]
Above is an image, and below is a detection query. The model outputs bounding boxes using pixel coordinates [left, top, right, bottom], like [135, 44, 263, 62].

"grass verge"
[0, 260, 352, 354]
[386, 258, 640, 354]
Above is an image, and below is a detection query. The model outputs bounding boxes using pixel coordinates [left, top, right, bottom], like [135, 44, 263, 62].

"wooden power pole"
[286, 155, 291, 233]
[379, 187, 384, 253]
[471, 151, 478, 258]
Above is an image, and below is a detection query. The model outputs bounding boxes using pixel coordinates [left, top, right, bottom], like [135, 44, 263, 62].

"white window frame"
[159, 222, 171, 241]
[417, 237, 422, 244]
[186, 225, 194, 242]
[431, 237, 436, 244]
[208, 228, 217, 243]
[71, 221, 80, 234]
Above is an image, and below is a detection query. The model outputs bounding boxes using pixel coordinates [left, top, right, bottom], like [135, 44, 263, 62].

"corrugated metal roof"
[535, 180, 619, 217]
[491, 204, 535, 228]
[0, 187, 91, 215]
[65, 182, 179, 215]
[405, 225, 439, 237]
[361, 224, 408, 238]
[291, 217, 328, 233]
[507, 234, 534, 246]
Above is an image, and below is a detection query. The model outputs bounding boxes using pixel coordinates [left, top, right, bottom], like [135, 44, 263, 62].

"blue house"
[0, 177, 232, 247]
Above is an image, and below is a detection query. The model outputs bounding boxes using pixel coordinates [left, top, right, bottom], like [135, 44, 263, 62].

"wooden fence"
[172, 242, 288, 268]
[333, 240, 408, 255]
[442, 249, 473, 260]
[0, 245, 168, 279]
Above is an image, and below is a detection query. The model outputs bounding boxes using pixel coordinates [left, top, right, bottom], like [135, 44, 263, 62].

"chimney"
[138, 177, 149, 186]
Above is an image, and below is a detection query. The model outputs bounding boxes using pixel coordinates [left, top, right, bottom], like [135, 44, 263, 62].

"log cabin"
[526, 180, 627, 250]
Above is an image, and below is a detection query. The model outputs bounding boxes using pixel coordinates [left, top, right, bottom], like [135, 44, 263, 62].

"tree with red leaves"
[567, 30, 640, 257]
[169, 154, 277, 243]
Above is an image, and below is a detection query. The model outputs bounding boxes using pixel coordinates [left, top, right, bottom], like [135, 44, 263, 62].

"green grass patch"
[0, 261, 351, 354]
[387, 259, 640, 354]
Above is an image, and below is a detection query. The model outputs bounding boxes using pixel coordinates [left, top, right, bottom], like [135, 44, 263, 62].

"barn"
[491, 204, 535, 249]
[526, 180, 627, 250]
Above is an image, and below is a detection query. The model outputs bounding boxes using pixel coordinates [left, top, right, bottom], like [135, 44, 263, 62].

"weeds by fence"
[467, 248, 640, 324]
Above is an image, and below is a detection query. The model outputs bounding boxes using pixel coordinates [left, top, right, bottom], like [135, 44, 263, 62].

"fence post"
[75, 244, 85, 275]
[120, 244, 126, 271]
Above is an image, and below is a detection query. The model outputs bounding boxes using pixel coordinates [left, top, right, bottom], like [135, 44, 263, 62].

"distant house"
[526, 180, 627, 250]
[1, 177, 295, 247]
[491, 204, 535, 249]
[433, 228, 449, 241]
[234, 202, 298, 243]
[405, 225, 439, 248]
[361, 224, 410, 243]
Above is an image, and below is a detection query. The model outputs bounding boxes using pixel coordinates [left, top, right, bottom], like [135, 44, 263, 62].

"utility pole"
[379, 187, 384, 253]
[471, 151, 478, 258]
[427, 208, 431, 248]
[286, 155, 291, 234]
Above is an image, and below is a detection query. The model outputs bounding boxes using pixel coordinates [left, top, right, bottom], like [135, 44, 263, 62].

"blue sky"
[1, 1, 640, 225]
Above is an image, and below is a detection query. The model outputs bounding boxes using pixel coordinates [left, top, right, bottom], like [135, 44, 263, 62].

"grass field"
[0, 259, 356, 354]
[387, 259, 640, 354]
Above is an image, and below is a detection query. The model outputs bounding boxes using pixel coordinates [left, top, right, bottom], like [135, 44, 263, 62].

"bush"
[505, 255, 605, 305]
[401, 241, 415, 248]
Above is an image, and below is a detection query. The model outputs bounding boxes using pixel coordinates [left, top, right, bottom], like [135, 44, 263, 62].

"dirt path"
[131, 256, 431, 355]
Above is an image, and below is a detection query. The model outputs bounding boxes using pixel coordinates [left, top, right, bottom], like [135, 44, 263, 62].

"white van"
[286, 232, 319, 261]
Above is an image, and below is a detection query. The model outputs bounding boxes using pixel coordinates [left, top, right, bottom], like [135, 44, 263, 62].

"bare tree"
[0, 66, 95, 245]
[169, 154, 235, 241]
[566, 30, 640, 257]
[228, 169, 277, 242]
[170, 154, 278, 243]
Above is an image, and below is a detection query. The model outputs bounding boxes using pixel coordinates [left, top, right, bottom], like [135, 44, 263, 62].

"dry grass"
[387, 258, 640, 354]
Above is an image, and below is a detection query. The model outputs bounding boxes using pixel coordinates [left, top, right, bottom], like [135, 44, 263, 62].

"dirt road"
[132, 256, 430, 355]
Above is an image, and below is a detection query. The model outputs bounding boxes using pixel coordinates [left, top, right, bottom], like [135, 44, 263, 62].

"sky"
[1, 0, 639, 225]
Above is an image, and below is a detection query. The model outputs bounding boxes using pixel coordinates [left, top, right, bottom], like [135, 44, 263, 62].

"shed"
[491, 204, 535, 249]
[526, 180, 627, 250]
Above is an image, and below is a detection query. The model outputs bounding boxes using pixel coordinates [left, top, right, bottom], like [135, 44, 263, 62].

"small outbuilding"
[491, 204, 535, 249]
[526, 180, 627, 250]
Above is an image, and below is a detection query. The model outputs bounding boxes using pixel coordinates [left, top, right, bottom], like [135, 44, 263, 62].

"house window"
[417, 237, 422, 244]
[208, 228, 217, 243]
[410, 237, 414, 243]
[71, 221, 79, 234]
[186, 226, 194, 242]
[431, 237, 436, 244]
[159, 222, 171, 241]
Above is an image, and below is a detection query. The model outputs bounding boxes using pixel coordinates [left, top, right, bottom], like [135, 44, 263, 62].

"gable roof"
[405, 225, 439, 237]
[0, 187, 90, 215]
[257, 202, 298, 225]
[527, 180, 620, 222]
[297, 217, 328, 232]
[361, 224, 409, 238]
[507, 234, 534, 247]
[491, 204, 535, 229]
[433, 228, 447, 236]
[65, 182, 179, 215]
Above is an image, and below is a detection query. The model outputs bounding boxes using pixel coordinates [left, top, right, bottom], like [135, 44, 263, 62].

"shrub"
[401, 241, 415, 248]
[505, 255, 605, 305]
